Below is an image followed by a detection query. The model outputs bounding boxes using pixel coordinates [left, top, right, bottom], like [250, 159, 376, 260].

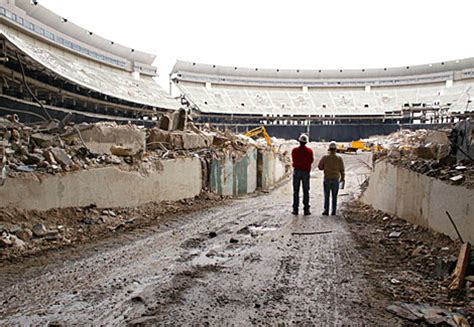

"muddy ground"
[0, 150, 471, 326]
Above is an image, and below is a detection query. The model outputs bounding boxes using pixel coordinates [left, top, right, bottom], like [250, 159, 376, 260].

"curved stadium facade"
[0, 0, 472, 140]
[172, 60, 474, 140]
[0, 0, 180, 124]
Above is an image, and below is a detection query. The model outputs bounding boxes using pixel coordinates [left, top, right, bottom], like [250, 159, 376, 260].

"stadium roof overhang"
[15, 0, 156, 66]
[172, 59, 474, 87]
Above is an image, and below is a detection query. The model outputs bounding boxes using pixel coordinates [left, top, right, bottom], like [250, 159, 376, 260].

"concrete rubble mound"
[370, 122, 474, 189]
[0, 115, 275, 182]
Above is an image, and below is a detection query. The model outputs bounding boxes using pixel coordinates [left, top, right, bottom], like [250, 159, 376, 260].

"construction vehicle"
[244, 126, 272, 146]
[336, 140, 384, 154]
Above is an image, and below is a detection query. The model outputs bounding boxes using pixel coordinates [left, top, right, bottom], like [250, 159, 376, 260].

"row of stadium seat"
[2, 28, 180, 110]
[178, 81, 473, 115]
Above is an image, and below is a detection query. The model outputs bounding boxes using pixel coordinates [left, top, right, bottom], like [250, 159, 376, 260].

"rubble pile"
[372, 128, 474, 188]
[342, 201, 474, 323]
[0, 116, 269, 182]
[0, 117, 146, 178]
[0, 191, 226, 260]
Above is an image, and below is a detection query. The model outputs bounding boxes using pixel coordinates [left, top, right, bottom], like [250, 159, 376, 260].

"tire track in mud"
[0, 188, 284, 325]
[1, 152, 389, 326]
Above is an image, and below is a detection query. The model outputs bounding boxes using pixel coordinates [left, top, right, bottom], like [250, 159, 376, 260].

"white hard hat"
[329, 141, 337, 150]
[298, 134, 309, 143]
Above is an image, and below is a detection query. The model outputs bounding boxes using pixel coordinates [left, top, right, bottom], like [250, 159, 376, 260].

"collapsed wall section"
[362, 161, 474, 243]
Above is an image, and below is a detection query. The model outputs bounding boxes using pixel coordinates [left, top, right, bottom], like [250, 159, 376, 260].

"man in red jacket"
[291, 134, 314, 215]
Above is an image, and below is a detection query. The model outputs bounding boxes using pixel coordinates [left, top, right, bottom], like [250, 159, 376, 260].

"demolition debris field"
[1, 150, 472, 326]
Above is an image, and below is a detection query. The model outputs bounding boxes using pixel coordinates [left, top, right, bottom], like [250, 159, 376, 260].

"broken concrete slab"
[389, 231, 402, 238]
[50, 148, 73, 167]
[32, 223, 48, 237]
[31, 133, 55, 148]
[147, 128, 171, 150]
[16, 228, 33, 241]
[415, 146, 435, 159]
[450, 175, 465, 184]
[110, 145, 135, 157]
[78, 123, 146, 155]
[386, 302, 469, 326]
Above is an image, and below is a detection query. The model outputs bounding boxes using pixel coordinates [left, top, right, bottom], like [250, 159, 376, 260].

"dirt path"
[0, 152, 396, 326]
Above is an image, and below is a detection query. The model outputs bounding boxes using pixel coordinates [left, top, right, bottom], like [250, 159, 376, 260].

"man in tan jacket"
[318, 141, 345, 216]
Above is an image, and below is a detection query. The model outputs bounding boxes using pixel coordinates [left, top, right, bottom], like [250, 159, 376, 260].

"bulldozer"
[244, 126, 272, 146]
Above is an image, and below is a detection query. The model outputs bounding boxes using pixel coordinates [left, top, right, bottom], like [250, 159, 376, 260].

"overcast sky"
[40, 0, 473, 89]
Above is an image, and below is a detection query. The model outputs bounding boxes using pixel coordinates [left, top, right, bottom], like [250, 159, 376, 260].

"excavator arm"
[244, 126, 272, 146]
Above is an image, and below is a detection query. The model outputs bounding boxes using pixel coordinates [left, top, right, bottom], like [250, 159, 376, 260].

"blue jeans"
[324, 179, 340, 214]
[293, 169, 310, 213]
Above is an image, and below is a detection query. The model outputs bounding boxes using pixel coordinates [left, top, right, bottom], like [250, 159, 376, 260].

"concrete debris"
[372, 122, 474, 188]
[450, 175, 465, 184]
[110, 145, 135, 157]
[77, 122, 146, 155]
[0, 233, 25, 248]
[1, 116, 272, 180]
[50, 148, 74, 167]
[16, 228, 33, 241]
[386, 302, 469, 327]
[389, 231, 402, 238]
[31, 133, 55, 148]
[343, 201, 473, 300]
[32, 223, 47, 237]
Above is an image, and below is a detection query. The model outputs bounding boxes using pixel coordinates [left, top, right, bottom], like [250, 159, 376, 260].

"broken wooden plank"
[449, 243, 471, 291]
[291, 231, 332, 236]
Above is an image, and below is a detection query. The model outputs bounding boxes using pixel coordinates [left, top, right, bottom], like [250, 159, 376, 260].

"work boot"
[304, 211, 311, 216]
[331, 212, 337, 216]
[322, 211, 329, 216]
[291, 210, 298, 215]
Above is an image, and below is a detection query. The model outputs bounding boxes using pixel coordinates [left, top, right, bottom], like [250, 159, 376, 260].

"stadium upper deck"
[172, 60, 474, 118]
[0, 0, 180, 123]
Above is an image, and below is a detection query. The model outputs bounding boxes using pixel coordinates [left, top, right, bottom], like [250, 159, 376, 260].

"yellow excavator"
[244, 126, 272, 146]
